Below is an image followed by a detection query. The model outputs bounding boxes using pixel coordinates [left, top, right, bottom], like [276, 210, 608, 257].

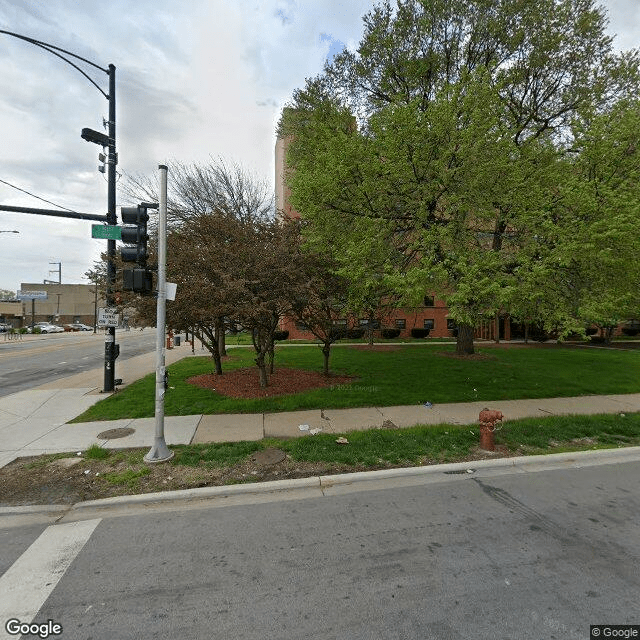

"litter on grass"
[298, 424, 322, 435]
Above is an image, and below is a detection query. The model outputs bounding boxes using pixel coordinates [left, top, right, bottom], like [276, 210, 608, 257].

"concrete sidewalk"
[1, 339, 639, 469]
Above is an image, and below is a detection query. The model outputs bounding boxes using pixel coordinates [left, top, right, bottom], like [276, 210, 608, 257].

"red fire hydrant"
[478, 408, 504, 451]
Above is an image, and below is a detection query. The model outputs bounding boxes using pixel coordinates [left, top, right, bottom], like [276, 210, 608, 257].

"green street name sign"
[92, 224, 122, 240]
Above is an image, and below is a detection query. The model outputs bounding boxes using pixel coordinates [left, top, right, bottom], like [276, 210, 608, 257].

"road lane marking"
[0, 519, 101, 639]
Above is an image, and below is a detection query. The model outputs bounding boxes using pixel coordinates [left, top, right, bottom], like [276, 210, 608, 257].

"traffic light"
[120, 205, 149, 265]
[123, 268, 153, 293]
[121, 204, 153, 294]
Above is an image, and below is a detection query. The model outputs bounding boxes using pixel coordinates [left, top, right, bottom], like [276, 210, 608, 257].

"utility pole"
[144, 164, 173, 463]
[48, 261, 61, 284]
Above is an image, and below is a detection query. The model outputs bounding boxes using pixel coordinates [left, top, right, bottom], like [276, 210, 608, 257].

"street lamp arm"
[0, 29, 109, 99]
[1, 28, 118, 394]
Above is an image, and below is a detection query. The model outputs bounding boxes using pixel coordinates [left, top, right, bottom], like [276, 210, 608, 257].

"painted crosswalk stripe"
[0, 519, 101, 639]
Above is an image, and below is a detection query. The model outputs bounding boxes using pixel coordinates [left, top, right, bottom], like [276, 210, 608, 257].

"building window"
[423, 296, 434, 307]
[295, 321, 309, 331]
[424, 319, 435, 330]
[395, 319, 406, 329]
[446, 318, 456, 330]
[332, 318, 347, 326]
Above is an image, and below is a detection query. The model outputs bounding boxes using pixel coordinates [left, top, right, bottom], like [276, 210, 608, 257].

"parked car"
[36, 323, 64, 333]
[0, 323, 12, 333]
[64, 323, 93, 331]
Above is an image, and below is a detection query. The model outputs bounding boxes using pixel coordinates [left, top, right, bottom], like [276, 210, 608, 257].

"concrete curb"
[3, 446, 639, 525]
[71, 476, 322, 512]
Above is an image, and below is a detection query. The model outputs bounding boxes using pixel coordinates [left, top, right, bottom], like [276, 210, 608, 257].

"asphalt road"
[0, 330, 157, 397]
[1, 458, 638, 639]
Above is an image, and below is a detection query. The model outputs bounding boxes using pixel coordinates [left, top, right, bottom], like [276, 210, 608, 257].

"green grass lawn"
[171, 411, 640, 467]
[81, 412, 640, 486]
[72, 343, 640, 422]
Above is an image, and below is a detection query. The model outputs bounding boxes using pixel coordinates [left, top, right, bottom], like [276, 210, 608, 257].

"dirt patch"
[186, 367, 354, 399]
[0, 445, 525, 507]
[0, 452, 389, 506]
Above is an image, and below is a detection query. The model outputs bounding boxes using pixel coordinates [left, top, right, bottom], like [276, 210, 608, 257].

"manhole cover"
[251, 448, 286, 466]
[97, 427, 135, 440]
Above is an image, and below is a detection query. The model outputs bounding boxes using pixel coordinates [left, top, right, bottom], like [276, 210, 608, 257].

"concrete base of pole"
[144, 438, 174, 464]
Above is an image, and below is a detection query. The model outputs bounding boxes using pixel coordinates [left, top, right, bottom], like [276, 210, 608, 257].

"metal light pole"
[0, 30, 118, 392]
[144, 164, 173, 463]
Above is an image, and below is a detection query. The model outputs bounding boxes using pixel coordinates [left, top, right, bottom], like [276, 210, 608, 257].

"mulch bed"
[187, 367, 355, 398]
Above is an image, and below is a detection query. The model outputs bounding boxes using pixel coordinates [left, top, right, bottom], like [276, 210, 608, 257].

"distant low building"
[18, 283, 105, 328]
[0, 299, 22, 329]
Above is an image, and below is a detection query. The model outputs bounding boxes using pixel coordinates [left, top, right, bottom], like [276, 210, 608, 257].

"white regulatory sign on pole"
[97, 307, 120, 327]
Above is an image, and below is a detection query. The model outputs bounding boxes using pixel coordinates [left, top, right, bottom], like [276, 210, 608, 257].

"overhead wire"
[0, 178, 77, 212]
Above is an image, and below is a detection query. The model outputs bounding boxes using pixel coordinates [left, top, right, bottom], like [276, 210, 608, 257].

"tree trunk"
[211, 345, 223, 375]
[255, 351, 269, 388]
[524, 323, 529, 344]
[494, 312, 500, 343]
[456, 323, 475, 355]
[215, 318, 227, 357]
[219, 328, 226, 357]
[604, 326, 614, 344]
[199, 326, 223, 374]
[321, 342, 331, 375]
[267, 331, 275, 374]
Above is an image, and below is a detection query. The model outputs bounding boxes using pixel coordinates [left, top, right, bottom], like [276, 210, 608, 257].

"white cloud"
[0, 0, 636, 292]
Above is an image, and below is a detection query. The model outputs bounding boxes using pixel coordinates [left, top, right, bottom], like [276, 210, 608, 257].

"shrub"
[329, 326, 348, 340]
[347, 328, 365, 339]
[410, 328, 430, 338]
[381, 328, 401, 339]
[273, 330, 289, 341]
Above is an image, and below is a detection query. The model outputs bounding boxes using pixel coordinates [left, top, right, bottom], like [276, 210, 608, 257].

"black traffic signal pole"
[0, 31, 118, 393]
[104, 63, 117, 393]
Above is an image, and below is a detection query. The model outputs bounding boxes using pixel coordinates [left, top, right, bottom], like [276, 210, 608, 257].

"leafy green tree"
[508, 98, 640, 341]
[0, 288, 15, 300]
[280, 0, 638, 354]
[289, 251, 350, 374]
[123, 159, 276, 372]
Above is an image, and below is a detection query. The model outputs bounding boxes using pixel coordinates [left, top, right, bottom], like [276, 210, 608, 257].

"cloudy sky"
[0, 0, 638, 295]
